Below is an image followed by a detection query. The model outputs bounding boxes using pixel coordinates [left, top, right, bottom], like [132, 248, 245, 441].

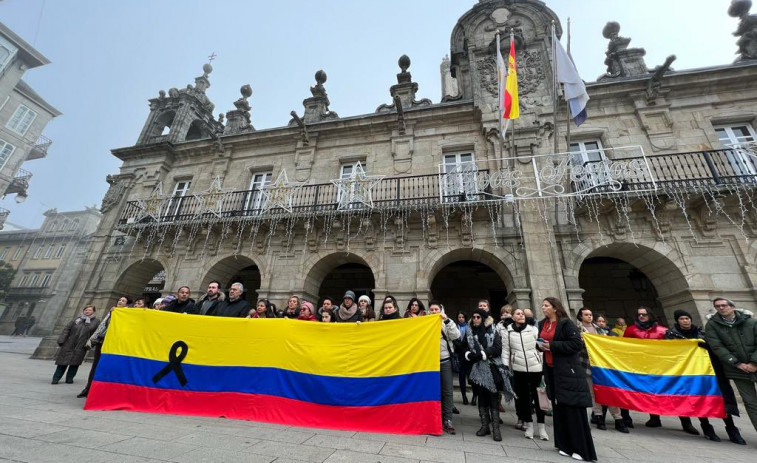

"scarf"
[74, 315, 93, 325]
[635, 320, 655, 331]
[511, 322, 528, 333]
[380, 310, 400, 321]
[673, 323, 700, 339]
[466, 323, 516, 402]
[298, 313, 317, 321]
[337, 303, 358, 321]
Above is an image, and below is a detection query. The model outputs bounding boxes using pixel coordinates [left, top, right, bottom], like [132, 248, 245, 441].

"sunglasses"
[472, 315, 482, 319]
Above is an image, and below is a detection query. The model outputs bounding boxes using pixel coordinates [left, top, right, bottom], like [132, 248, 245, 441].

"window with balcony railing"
[7, 105, 37, 136]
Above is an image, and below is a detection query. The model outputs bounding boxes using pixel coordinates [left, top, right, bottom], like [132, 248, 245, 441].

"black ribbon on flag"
[152, 340, 188, 386]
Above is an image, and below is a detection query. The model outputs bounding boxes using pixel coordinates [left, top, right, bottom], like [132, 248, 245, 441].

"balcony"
[4, 169, 33, 198]
[6, 286, 51, 299]
[116, 147, 757, 227]
[27, 135, 53, 160]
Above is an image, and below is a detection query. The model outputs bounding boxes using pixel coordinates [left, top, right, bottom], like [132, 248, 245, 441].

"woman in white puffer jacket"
[501, 308, 547, 440]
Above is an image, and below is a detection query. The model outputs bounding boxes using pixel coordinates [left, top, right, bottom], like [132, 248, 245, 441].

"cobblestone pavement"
[1, 335, 755, 462]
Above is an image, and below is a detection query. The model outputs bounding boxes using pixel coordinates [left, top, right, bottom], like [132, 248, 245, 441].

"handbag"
[537, 379, 552, 411]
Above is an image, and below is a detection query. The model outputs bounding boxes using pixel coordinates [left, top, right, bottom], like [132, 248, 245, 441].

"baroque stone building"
[0, 207, 101, 336]
[37, 0, 757, 353]
[0, 22, 60, 228]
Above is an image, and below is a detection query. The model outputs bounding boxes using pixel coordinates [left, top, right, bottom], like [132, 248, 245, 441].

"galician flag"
[504, 35, 519, 120]
[554, 29, 589, 126]
[496, 33, 507, 138]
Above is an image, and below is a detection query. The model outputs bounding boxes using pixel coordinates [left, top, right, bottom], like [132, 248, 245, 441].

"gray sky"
[0, 0, 740, 229]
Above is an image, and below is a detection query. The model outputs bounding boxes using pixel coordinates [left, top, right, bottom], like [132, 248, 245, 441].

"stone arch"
[149, 111, 175, 138]
[200, 255, 263, 290]
[567, 240, 693, 324]
[423, 247, 517, 292]
[112, 257, 168, 300]
[302, 252, 380, 302]
[185, 119, 205, 141]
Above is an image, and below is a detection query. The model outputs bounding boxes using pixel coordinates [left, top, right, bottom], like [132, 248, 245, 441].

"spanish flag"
[504, 37, 519, 120]
[584, 334, 725, 418]
[85, 309, 442, 434]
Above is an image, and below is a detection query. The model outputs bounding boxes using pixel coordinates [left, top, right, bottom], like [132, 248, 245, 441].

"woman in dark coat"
[538, 297, 596, 462]
[52, 305, 100, 384]
[464, 308, 514, 442]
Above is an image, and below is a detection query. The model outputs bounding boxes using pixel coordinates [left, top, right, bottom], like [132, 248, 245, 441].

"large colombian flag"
[85, 309, 442, 434]
[584, 334, 725, 418]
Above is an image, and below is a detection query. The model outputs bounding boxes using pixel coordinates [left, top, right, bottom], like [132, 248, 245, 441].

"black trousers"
[53, 365, 79, 382]
[513, 371, 545, 423]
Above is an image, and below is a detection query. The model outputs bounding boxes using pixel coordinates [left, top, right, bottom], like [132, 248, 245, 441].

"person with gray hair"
[705, 296, 757, 436]
[211, 282, 250, 317]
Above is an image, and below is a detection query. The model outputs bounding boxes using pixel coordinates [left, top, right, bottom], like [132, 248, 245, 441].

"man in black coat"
[163, 286, 195, 313]
[210, 282, 250, 317]
[192, 280, 225, 315]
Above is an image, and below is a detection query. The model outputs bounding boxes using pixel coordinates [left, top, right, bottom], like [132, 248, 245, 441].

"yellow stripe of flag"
[103, 309, 441, 377]
[584, 334, 716, 377]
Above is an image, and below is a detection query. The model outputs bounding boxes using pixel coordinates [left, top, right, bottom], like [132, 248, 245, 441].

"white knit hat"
[358, 295, 371, 305]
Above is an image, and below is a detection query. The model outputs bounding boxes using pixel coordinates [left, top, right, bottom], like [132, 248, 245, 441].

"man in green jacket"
[705, 297, 757, 433]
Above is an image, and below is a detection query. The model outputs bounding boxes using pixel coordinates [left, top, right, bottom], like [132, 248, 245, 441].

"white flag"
[554, 30, 589, 126]
[496, 33, 508, 138]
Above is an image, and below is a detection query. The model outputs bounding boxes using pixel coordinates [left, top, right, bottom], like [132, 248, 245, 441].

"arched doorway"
[579, 257, 666, 325]
[319, 263, 375, 306]
[430, 260, 508, 317]
[201, 256, 261, 303]
[113, 258, 166, 306]
[303, 253, 378, 307]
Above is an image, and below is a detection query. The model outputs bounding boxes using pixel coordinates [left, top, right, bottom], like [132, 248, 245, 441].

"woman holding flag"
[538, 297, 596, 462]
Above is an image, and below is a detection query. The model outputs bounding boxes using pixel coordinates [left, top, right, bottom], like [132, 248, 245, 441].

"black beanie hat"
[673, 309, 692, 322]
[472, 308, 489, 321]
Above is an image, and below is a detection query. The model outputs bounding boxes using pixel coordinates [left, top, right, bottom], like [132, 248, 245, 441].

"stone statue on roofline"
[729, 0, 757, 61]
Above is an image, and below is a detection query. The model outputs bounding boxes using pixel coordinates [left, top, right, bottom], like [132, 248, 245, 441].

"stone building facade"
[0, 207, 101, 336]
[0, 22, 60, 227]
[36, 0, 757, 353]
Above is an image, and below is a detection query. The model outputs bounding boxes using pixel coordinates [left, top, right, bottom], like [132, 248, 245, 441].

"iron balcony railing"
[28, 135, 52, 160]
[4, 168, 33, 196]
[116, 148, 756, 225]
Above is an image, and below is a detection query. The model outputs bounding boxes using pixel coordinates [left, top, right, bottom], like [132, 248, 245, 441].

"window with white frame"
[55, 243, 66, 259]
[28, 272, 40, 287]
[43, 243, 55, 259]
[0, 36, 18, 73]
[18, 273, 29, 287]
[6, 105, 38, 136]
[69, 219, 79, 231]
[338, 161, 369, 208]
[12, 246, 23, 260]
[33, 246, 43, 259]
[714, 124, 757, 177]
[0, 247, 8, 260]
[40, 272, 52, 287]
[569, 140, 612, 192]
[441, 152, 478, 202]
[165, 180, 192, 219]
[247, 172, 272, 212]
[0, 138, 16, 170]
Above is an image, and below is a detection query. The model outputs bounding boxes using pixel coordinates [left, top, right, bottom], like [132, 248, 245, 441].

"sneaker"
[571, 453, 583, 461]
[443, 420, 456, 435]
[558, 450, 570, 457]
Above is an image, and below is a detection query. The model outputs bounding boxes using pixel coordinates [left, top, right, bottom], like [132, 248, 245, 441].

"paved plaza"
[1, 335, 755, 463]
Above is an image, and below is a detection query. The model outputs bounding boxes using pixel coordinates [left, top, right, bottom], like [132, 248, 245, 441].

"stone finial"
[599, 21, 649, 80]
[223, 84, 255, 135]
[376, 55, 432, 113]
[289, 70, 339, 125]
[729, 0, 757, 61]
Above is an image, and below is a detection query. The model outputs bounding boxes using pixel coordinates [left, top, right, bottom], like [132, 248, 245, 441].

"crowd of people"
[50, 281, 757, 461]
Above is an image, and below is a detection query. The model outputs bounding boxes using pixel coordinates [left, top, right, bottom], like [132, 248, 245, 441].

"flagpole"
[565, 18, 572, 153]
[552, 21, 558, 155]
